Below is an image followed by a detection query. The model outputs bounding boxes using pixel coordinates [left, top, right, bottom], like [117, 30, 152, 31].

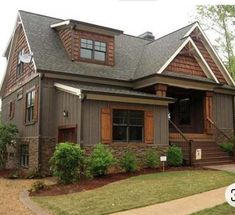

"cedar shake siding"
[165, 47, 206, 78]
[4, 26, 35, 97]
[57, 27, 115, 66]
[57, 28, 72, 58]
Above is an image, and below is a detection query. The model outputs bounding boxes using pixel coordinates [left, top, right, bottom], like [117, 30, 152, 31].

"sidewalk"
[112, 186, 227, 215]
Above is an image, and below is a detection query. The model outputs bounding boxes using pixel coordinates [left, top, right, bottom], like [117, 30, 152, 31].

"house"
[1, 10, 234, 174]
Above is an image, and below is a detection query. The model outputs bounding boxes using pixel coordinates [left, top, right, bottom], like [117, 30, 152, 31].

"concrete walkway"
[205, 164, 235, 173]
[112, 186, 227, 215]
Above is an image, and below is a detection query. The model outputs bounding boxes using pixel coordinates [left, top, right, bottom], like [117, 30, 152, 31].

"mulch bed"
[30, 166, 206, 197]
[0, 169, 14, 178]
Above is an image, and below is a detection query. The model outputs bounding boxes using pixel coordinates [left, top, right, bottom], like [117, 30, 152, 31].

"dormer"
[51, 20, 123, 66]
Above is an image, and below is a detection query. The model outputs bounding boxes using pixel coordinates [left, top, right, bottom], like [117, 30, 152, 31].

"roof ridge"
[122, 33, 152, 41]
[18, 10, 63, 21]
[145, 21, 198, 46]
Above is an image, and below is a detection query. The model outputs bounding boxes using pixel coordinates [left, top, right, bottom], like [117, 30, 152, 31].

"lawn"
[191, 203, 235, 215]
[32, 170, 235, 215]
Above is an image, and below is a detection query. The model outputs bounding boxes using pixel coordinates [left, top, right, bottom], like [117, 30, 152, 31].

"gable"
[1, 23, 36, 97]
[164, 47, 207, 78]
[190, 29, 227, 84]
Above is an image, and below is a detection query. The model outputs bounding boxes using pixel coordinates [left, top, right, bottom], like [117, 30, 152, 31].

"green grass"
[191, 203, 235, 215]
[32, 170, 235, 215]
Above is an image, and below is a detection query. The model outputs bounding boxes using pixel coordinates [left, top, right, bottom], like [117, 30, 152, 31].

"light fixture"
[63, 110, 68, 117]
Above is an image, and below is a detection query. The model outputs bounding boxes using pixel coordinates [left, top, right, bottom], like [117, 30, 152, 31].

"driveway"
[0, 177, 53, 215]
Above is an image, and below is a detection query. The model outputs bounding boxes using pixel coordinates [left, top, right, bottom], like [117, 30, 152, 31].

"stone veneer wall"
[6, 137, 39, 171]
[83, 144, 168, 171]
[39, 138, 56, 175]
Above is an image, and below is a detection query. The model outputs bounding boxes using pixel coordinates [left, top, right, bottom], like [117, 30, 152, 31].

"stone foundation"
[6, 137, 39, 172]
[39, 137, 56, 175]
[84, 144, 168, 170]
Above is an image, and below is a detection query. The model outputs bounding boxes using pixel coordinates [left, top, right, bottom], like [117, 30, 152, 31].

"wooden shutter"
[144, 111, 154, 144]
[34, 86, 39, 122]
[23, 95, 27, 124]
[204, 92, 213, 134]
[101, 107, 112, 144]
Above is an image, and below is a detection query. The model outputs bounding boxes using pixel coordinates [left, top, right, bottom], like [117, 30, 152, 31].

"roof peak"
[18, 10, 63, 21]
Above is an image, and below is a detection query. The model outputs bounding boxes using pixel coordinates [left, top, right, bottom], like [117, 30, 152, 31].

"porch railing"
[206, 117, 232, 142]
[169, 119, 193, 165]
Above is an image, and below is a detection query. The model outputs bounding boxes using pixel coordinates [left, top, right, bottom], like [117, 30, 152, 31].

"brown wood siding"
[73, 30, 114, 66]
[41, 78, 81, 143]
[1, 77, 39, 137]
[4, 26, 35, 96]
[165, 47, 206, 78]
[40, 79, 57, 138]
[193, 39, 227, 84]
[82, 100, 168, 146]
[58, 28, 72, 57]
[213, 93, 234, 129]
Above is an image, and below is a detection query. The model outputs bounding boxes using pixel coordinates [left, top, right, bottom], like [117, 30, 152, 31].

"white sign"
[196, 149, 202, 160]
[160, 156, 167, 162]
[225, 183, 235, 207]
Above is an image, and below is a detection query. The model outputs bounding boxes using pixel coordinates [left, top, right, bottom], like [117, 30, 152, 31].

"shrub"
[0, 123, 18, 168]
[90, 143, 115, 176]
[219, 142, 234, 156]
[120, 151, 137, 172]
[167, 146, 183, 166]
[145, 150, 160, 168]
[30, 181, 47, 192]
[50, 142, 85, 184]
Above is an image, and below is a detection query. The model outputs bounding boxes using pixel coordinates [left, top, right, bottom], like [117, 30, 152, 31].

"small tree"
[145, 150, 160, 168]
[120, 151, 137, 172]
[50, 142, 85, 184]
[90, 143, 115, 176]
[0, 123, 18, 168]
[167, 146, 183, 167]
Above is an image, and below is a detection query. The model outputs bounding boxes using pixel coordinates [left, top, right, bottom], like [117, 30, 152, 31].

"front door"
[58, 127, 77, 143]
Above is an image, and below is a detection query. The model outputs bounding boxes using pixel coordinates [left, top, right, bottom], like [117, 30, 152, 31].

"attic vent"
[138, 31, 155, 40]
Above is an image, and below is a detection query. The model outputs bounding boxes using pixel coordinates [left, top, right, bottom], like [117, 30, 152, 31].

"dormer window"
[80, 38, 106, 62]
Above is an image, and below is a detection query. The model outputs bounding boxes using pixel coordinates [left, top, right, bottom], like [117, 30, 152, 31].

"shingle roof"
[56, 81, 175, 101]
[19, 10, 196, 81]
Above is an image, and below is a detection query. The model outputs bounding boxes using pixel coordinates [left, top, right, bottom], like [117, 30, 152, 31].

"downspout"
[38, 73, 43, 172]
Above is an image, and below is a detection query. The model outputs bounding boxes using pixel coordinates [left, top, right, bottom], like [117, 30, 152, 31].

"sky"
[0, 0, 234, 87]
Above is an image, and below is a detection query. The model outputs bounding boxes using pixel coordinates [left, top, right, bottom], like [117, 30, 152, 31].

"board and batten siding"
[82, 100, 168, 146]
[213, 93, 234, 129]
[1, 77, 39, 137]
[41, 78, 81, 142]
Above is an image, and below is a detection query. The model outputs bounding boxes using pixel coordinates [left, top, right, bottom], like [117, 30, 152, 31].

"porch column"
[204, 91, 213, 134]
[155, 84, 167, 97]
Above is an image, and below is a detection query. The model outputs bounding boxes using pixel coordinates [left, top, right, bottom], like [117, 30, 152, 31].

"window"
[113, 109, 144, 142]
[179, 98, 191, 125]
[80, 38, 106, 62]
[25, 90, 35, 123]
[20, 144, 29, 167]
[80, 39, 93, 59]
[8, 101, 15, 119]
[94, 41, 106, 61]
[16, 50, 24, 77]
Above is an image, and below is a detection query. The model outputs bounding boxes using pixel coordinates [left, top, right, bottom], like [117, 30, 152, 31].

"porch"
[142, 84, 234, 166]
